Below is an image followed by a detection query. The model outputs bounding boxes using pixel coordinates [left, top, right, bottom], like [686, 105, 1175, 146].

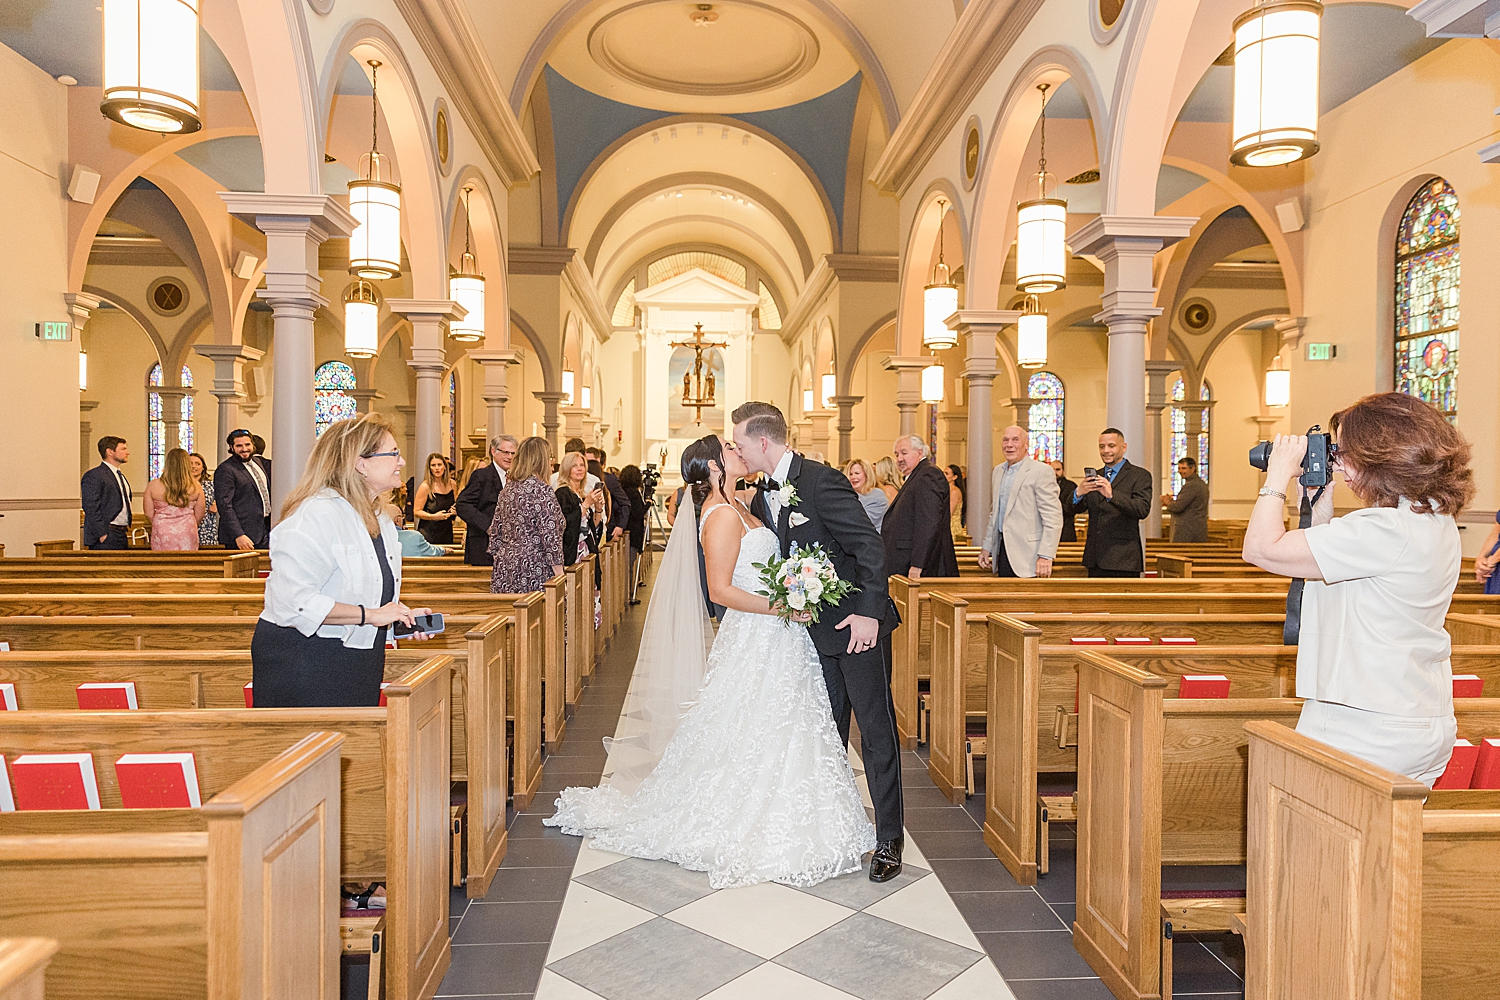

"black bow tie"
[755, 478, 780, 492]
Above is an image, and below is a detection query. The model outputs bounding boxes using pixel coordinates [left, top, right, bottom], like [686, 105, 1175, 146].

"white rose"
[787, 591, 807, 610]
[806, 579, 824, 601]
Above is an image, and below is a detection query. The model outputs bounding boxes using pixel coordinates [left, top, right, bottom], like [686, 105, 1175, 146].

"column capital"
[1274, 316, 1307, 351]
[830, 395, 864, 408]
[943, 309, 1022, 336]
[194, 343, 265, 364]
[883, 355, 938, 373]
[219, 193, 357, 242]
[465, 348, 522, 367]
[64, 291, 104, 314]
[1067, 215, 1197, 259]
[80, 399, 100, 414]
[533, 391, 568, 405]
[407, 346, 448, 376]
[387, 299, 469, 324]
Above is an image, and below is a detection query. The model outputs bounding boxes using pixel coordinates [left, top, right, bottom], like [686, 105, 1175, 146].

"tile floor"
[432, 589, 1247, 1000]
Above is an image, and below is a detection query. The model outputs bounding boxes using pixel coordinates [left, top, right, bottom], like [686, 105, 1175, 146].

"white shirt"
[243, 458, 270, 512]
[1299, 503, 1460, 717]
[260, 489, 402, 649]
[764, 449, 795, 523]
[107, 463, 131, 526]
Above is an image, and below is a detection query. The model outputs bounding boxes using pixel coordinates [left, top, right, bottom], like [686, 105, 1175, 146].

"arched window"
[314, 361, 357, 437]
[1169, 378, 1211, 494]
[446, 369, 458, 467]
[1395, 178, 1460, 421]
[1026, 372, 1065, 464]
[147, 363, 194, 479]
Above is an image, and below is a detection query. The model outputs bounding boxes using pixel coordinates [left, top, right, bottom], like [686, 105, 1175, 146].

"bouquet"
[753, 543, 858, 625]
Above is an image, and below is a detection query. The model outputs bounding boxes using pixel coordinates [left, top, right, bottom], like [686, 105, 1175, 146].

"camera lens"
[1248, 441, 1271, 471]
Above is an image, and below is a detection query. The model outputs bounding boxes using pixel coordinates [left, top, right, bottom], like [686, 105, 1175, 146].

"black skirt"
[250, 618, 385, 707]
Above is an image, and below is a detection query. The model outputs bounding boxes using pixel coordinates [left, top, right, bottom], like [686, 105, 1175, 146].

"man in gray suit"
[977, 426, 1063, 578]
[1163, 456, 1210, 542]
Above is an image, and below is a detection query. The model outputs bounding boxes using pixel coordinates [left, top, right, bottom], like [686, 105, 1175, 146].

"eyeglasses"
[364, 450, 402, 459]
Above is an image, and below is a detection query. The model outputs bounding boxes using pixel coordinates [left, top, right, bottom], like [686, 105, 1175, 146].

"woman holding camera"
[1242, 392, 1473, 785]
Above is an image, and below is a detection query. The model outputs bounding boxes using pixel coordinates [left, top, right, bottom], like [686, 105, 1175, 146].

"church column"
[468, 349, 520, 437]
[349, 388, 384, 415]
[832, 395, 863, 465]
[79, 400, 99, 475]
[194, 344, 264, 457]
[388, 299, 466, 466]
[220, 194, 356, 521]
[395, 405, 416, 463]
[1068, 217, 1195, 455]
[560, 406, 585, 443]
[805, 412, 833, 461]
[534, 391, 566, 454]
[1145, 360, 1177, 539]
[153, 388, 192, 452]
[946, 311, 1018, 542]
[884, 357, 929, 439]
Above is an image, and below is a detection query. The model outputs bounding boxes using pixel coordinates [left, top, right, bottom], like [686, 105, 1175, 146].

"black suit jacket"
[1078, 460, 1153, 572]
[595, 468, 631, 537]
[881, 459, 959, 579]
[1056, 476, 1079, 543]
[748, 452, 896, 657]
[455, 464, 503, 566]
[214, 456, 272, 547]
[81, 462, 130, 545]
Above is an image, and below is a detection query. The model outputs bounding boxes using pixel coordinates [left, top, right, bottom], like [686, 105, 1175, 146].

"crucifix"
[671, 323, 727, 420]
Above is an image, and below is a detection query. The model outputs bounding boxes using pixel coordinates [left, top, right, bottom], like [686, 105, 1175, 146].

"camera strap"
[1282, 485, 1328, 646]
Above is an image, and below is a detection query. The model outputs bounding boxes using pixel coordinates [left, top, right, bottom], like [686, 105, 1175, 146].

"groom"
[732, 401, 905, 881]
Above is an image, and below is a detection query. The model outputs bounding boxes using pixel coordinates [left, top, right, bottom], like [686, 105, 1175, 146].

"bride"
[545, 434, 875, 888]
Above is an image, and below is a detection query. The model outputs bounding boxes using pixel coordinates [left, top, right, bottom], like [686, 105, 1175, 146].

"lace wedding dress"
[545, 504, 876, 888]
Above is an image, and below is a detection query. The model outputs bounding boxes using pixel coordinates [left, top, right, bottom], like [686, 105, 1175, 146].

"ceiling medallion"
[1179, 298, 1216, 333]
[587, 0, 819, 98]
[1093, 0, 1127, 43]
[961, 116, 981, 191]
[148, 277, 188, 317]
[434, 99, 451, 176]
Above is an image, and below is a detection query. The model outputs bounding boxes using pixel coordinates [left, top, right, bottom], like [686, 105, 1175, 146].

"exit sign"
[35, 321, 71, 341]
[1305, 343, 1337, 361]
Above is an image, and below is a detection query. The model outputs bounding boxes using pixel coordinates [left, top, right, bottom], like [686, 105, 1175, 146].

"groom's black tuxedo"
[749, 451, 904, 843]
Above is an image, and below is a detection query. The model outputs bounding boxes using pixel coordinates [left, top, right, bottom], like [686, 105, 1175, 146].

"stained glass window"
[314, 361, 357, 437]
[612, 278, 637, 327]
[1026, 372, 1065, 465]
[447, 369, 458, 467]
[1395, 178, 1459, 420]
[757, 282, 782, 330]
[147, 363, 194, 479]
[1169, 379, 1211, 494]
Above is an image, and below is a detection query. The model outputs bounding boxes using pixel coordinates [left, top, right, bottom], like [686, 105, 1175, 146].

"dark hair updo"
[681, 435, 727, 513]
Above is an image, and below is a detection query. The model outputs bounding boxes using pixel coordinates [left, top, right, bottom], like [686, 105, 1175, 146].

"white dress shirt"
[260, 489, 402, 649]
[108, 464, 131, 526]
[764, 449, 795, 524]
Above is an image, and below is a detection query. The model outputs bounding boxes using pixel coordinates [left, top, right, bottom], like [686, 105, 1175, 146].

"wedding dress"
[545, 502, 876, 888]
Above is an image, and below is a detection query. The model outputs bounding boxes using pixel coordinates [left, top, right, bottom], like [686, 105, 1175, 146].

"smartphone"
[1083, 467, 1098, 479]
[392, 613, 444, 639]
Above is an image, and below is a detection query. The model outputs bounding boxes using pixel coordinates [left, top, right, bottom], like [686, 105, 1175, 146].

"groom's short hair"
[731, 401, 788, 444]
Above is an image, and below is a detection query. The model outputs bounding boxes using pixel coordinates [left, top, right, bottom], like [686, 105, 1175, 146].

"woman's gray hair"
[894, 434, 929, 458]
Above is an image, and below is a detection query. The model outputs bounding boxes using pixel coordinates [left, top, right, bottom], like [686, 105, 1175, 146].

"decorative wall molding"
[507, 246, 577, 275]
[823, 253, 899, 282]
[0, 499, 80, 512]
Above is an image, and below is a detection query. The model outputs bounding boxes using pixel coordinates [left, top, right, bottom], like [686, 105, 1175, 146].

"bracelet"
[359, 605, 366, 626]
[1258, 487, 1287, 502]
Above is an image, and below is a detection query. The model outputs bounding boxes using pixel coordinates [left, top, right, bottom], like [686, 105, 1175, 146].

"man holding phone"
[1073, 428, 1153, 578]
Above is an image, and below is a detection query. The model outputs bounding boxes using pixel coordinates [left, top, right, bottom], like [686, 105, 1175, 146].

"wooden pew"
[1244, 720, 1500, 1000]
[1446, 612, 1500, 645]
[0, 659, 452, 1000]
[0, 552, 261, 579]
[0, 731, 343, 1000]
[0, 591, 550, 617]
[0, 939, 57, 1000]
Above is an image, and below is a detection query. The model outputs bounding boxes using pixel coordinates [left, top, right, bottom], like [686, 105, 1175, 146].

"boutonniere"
[775, 483, 799, 508]
[789, 512, 809, 527]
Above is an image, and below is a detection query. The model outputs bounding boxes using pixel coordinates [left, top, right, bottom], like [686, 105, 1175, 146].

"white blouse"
[260, 489, 402, 649]
[1299, 503, 1460, 717]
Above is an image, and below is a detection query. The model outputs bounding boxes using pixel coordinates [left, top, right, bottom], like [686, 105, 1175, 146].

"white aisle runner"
[534, 665, 1017, 1000]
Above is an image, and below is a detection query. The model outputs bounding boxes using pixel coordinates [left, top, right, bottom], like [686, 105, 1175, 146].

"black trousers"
[250, 619, 386, 707]
[1087, 566, 1140, 578]
[991, 534, 1018, 578]
[87, 525, 129, 550]
[821, 639, 904, 844]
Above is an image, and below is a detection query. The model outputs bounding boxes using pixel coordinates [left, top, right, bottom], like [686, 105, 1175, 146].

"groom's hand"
[837, 614, 880, 655]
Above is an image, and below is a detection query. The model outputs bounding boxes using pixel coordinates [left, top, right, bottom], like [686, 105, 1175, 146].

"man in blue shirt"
[1074, 428, 1153, 577]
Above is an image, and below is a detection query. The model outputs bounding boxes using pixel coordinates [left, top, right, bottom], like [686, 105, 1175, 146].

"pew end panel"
[463, 615, 510, 898]
[510, 593, 546, 810]
[982, 614, 1042, 886]
[890, 576, 920, 749]
[926, 594, 969, 804]
[543, 576, 567, 750]
[0, 938, 59, 1000]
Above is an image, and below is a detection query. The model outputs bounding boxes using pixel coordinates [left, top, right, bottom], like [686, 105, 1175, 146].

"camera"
[641, 464, 661, 503]
[1249, 425, 1337, 488]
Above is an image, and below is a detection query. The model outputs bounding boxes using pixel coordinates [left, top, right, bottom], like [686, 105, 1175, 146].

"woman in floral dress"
[191, 453, 218, 546]
[489, 436, 566, 594]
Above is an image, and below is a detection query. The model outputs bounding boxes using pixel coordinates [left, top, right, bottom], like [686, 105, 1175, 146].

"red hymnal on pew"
[379, 682, 391, 707]
[1114, 637, 1152, 646]
[243, 682, 253, 707]
[0, 682, 15, 710]
[1453, 675, 1485, 698]
[1177, 675, 1231, 698]
[76, 682, 138, 710]
[1434, 740, 1480, 789]
[1160, 637, 1197, 646]
[9, 753, 101, 810]
[115, 753, 202, 808]
[0, 757, 12, 812]
[1472, 739, 1500, 790]
[1070, 637, 1108, 645]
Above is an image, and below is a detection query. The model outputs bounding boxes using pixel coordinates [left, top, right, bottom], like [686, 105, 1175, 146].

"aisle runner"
[535, 669, 1015, 1000]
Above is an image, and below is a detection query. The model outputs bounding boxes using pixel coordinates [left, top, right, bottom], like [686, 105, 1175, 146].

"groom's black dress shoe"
[868, 837, 903, 882]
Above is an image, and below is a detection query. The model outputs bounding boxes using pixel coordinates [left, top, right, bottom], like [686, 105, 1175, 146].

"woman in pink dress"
[145, 448, 206, 551]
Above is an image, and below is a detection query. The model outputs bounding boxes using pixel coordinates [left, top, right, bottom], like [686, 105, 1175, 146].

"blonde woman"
[413, 453, 457, 545]
[556, 451, 605, 566]
[252, 413, 433, 707]
[844, 458, 889, 531]
[872, 456, 902, 504]
[144, 448, 205, 550]
[489, 436, 566, 593]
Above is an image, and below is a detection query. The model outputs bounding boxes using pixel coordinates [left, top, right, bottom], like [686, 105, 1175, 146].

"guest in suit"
[1163, 457, 1210, 542]
[81, 435, 133, 550]
[618, 464, 648, 600]
[1074, 428, 1153, 577]
[881, 435, 959, 579]
[588, 447, 631, 543]
[978, 427, 1063, 578]
[215, 429, 273, 550]
[1051, 460, 1078, 543]
[455, 435, 516, 566]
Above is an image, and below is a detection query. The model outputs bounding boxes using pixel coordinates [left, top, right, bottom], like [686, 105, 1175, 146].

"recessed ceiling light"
[57, 75, 78, 86]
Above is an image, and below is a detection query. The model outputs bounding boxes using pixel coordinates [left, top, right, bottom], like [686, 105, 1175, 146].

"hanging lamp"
[1016, 295, 1048, 369]
[1015, 84, 1067, 294]
[581, 385, 592, 410]
[923, 200, 959, 350]
[921, 359, 945, 403]
[562, 369, 575, 405]
[343, 280, 380, 358]
[79, 351, 89, 391]
[449, 188, 485, 342]
[1264, 354, 1291, 406]
[348, 60, 403, 280]
[100, 0, 202, 133]
[821, 373, 836, 409]
[1231, 0, 1322, 167]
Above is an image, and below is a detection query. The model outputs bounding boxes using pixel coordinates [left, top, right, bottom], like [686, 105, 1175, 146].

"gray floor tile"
[900, 785, 961, 808]
[452, 900, 563, 945]
[928, 858, 1026, 893]
[1048, 902, 1076, 928]
[547, 917, 760, 1000]
[794, 862, 929, 910]
[977, 930, 1097, 980]
[1199, 934, 1246, 979]
[481, 866, 574, 902]
[775, 912, 982, 1000]
[1170, 935, 1245, 992]
[452, 884, 473, 916]
[575, 857, 716, 914]
[902, 807, 982, 833]
[1034, 852, 1076, 904]
[1004, 977, 1116, 999]
[906, 830, 994, 860]
[951, 891, 1069, 932]
[500, 837, 582, 868]
[437, 942, 549, 996]
[507, 814, 579, 840]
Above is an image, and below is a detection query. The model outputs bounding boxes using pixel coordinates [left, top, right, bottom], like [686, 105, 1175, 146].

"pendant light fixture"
[79, 351, 89, 391]
[1015, 84, 1067, 294]
[448, 187, 485, 342]
[562, 369, 575, 405]
[1016, 295, 1048, 369]
[1264, 354, 1291, 406]
[100, 0, 202, 133]
[1231, 0, 1322, 167]
[923, 199, 959, 350]
[821, 373, 836, 409]
[581, 385, 592, 410]
[803, 388, 815, 413]
[348, 60, 402, 280]
[343, 280, 380, 358]
[921, 359, 945, 403]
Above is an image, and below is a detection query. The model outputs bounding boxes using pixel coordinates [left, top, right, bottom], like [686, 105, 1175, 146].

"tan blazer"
[980, 457, 1063, 577]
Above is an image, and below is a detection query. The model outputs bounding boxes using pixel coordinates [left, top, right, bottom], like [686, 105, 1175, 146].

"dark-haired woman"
[944, 464, 966, 543]
[1243, 392, 1473, 784]
[618, 465, 648, 598]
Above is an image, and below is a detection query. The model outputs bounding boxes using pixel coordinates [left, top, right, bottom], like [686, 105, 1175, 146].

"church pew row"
[1243, 721, 1500, 1000]
[0, 552, 262, 578]
[0, 731, 343, 1000]
[1072, 652, 1500, 1000]
[0, 659, 452, 1000]
[0, 938, 58, 1000]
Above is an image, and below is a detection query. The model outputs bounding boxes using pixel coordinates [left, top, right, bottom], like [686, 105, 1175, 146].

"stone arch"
[896, 181, 968, 356]
[511, 309, 558, 391]
[840, 311, 896, 395]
